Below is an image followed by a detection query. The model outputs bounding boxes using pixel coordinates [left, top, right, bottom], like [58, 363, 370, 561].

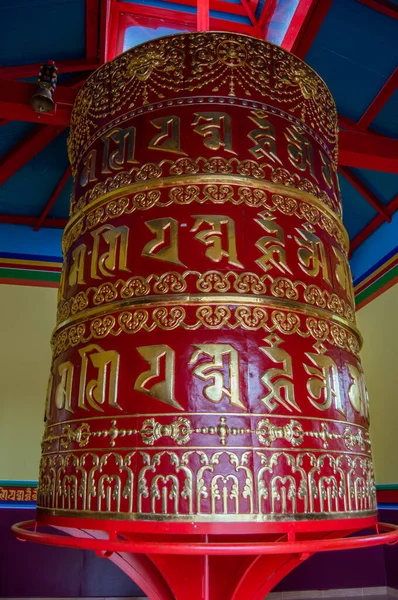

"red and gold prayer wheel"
[38, 32, 376, 536]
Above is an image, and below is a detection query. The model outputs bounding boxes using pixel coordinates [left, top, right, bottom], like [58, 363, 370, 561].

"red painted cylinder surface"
[38, 32, 376, 534]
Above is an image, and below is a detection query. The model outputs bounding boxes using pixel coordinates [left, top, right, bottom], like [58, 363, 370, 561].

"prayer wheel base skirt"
[13, 32, 398, 599]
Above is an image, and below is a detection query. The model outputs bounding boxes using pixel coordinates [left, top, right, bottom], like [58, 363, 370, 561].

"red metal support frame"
[0, 215, 68, 228]
[239, 0, 258, 30]
[34, 166, 72, 231]
[356, 0, 398, 20]
[350, 193, 398, 254]
[357, 67, 398, 130]
[285, 0, 333, 58]
[338, 129, 398, 173]
[0, 125, 65, 187]
[197, 0, 210, 31]
[0, 58, 99, 80]
[281, 0, 318, 50]
[257, 0, 278, 37]
[339, 166, 392, 222]
[0, 80, 76, 125]
[100, 0, 113, 63]
[86, 0, 100, 60]
[116, 2, 256, 37]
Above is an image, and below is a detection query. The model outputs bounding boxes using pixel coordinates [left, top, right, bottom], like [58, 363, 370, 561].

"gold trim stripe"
[37, 507, 376, 522]
[53, 293, 361, 341]
[41, 446, 370, 456]
[64, 176, 348, 248]
[45, 412, 370, 431]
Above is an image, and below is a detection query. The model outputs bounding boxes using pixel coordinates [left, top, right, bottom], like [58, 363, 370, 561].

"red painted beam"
[339, 166, 392, 222]
[197, 0, 210, 30]
[258, 0, 278, 36]
[0, 214, 68, 229]
[100, 0, 112, 63]
[288, 0, 333, 58]
[239, 0, 258, 27]
[0, 58, 99, 80]
[350, 194, 398, 254]
[356, 0, 398, 20]
[86, 0, 100, 60]
[34, 166, 72, 231]
[338, 129, 398, 173]
[357, 67, 398, 130]
[0, 125, 65, 187]
[0, 80, 76, 126]
[281, 0, 318, 50]
[147, 0, 250, 16]
[117, 2, 256, 35]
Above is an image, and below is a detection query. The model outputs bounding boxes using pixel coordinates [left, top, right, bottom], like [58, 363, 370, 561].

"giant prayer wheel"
[38, 32, 376, 536]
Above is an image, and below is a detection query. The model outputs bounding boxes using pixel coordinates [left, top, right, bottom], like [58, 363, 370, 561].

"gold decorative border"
[37, 507, 376, 522]
[44, 411, 372, 430]
[54, 293, 360, 338]
[57, 271, 355, 325]
[41, 416, 371, 453]
[52, 301, 361, 359]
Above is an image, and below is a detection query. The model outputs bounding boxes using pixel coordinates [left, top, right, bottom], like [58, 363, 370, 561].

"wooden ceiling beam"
[0, 58, 99, 80]
[86, 0, 100, 60]
[339, 166, 392, 222]
[356, 0, 398, 20]
[35, 166, 72, 231]
[0, 125, 65, 187]
[350, 194, 398, 254]
[357, 67, 398, 130]
[338, 129, 398, 173]
[197, 0, 210, 31]
[0, 215, 68, 228]
[283, 0, 333, 57]
[0, 80, 75, 125]
[117, 1, 255, 35]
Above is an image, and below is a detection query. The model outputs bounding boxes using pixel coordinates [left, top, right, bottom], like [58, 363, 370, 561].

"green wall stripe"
[0, 268, 60, 282]
[355, 265, 398, 306]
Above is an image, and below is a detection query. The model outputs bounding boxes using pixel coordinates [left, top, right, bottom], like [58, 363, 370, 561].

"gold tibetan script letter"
[68, 243, 86, 286]
[142, 217, 185, 266]
[80, 149, 97, 187]
[44, 373, 53, 420]
[90, 224, 130, 279]
[347, 364, 369, 419]
[295, 228, 330, 283]
[285, 125, 316, 179]
[78, 344, 120, 412]
[101, 126, 137, 174]
[192, 112, 235, 154]
[255, 212, 292, 274]
[247, 110, 282, 164]
[259, 335, 300, 412]
[54, 362, 74, 413]
[304, 344, 343, 415]
[320, 151, 333, 189]
[191, 215, 243, 268]
[189, 344, 246, 410]
[134, 345, 182, 410]
[148, 115, 187, 155]
[333, 246, 354, 302]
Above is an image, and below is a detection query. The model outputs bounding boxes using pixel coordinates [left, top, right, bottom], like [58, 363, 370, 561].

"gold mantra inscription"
[48, 341, 368, 419]
[62, 217, 348, 295]
[78, 110, 338, 199]
[49, 344, 120, 417]
[189, 344, 246, 410]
